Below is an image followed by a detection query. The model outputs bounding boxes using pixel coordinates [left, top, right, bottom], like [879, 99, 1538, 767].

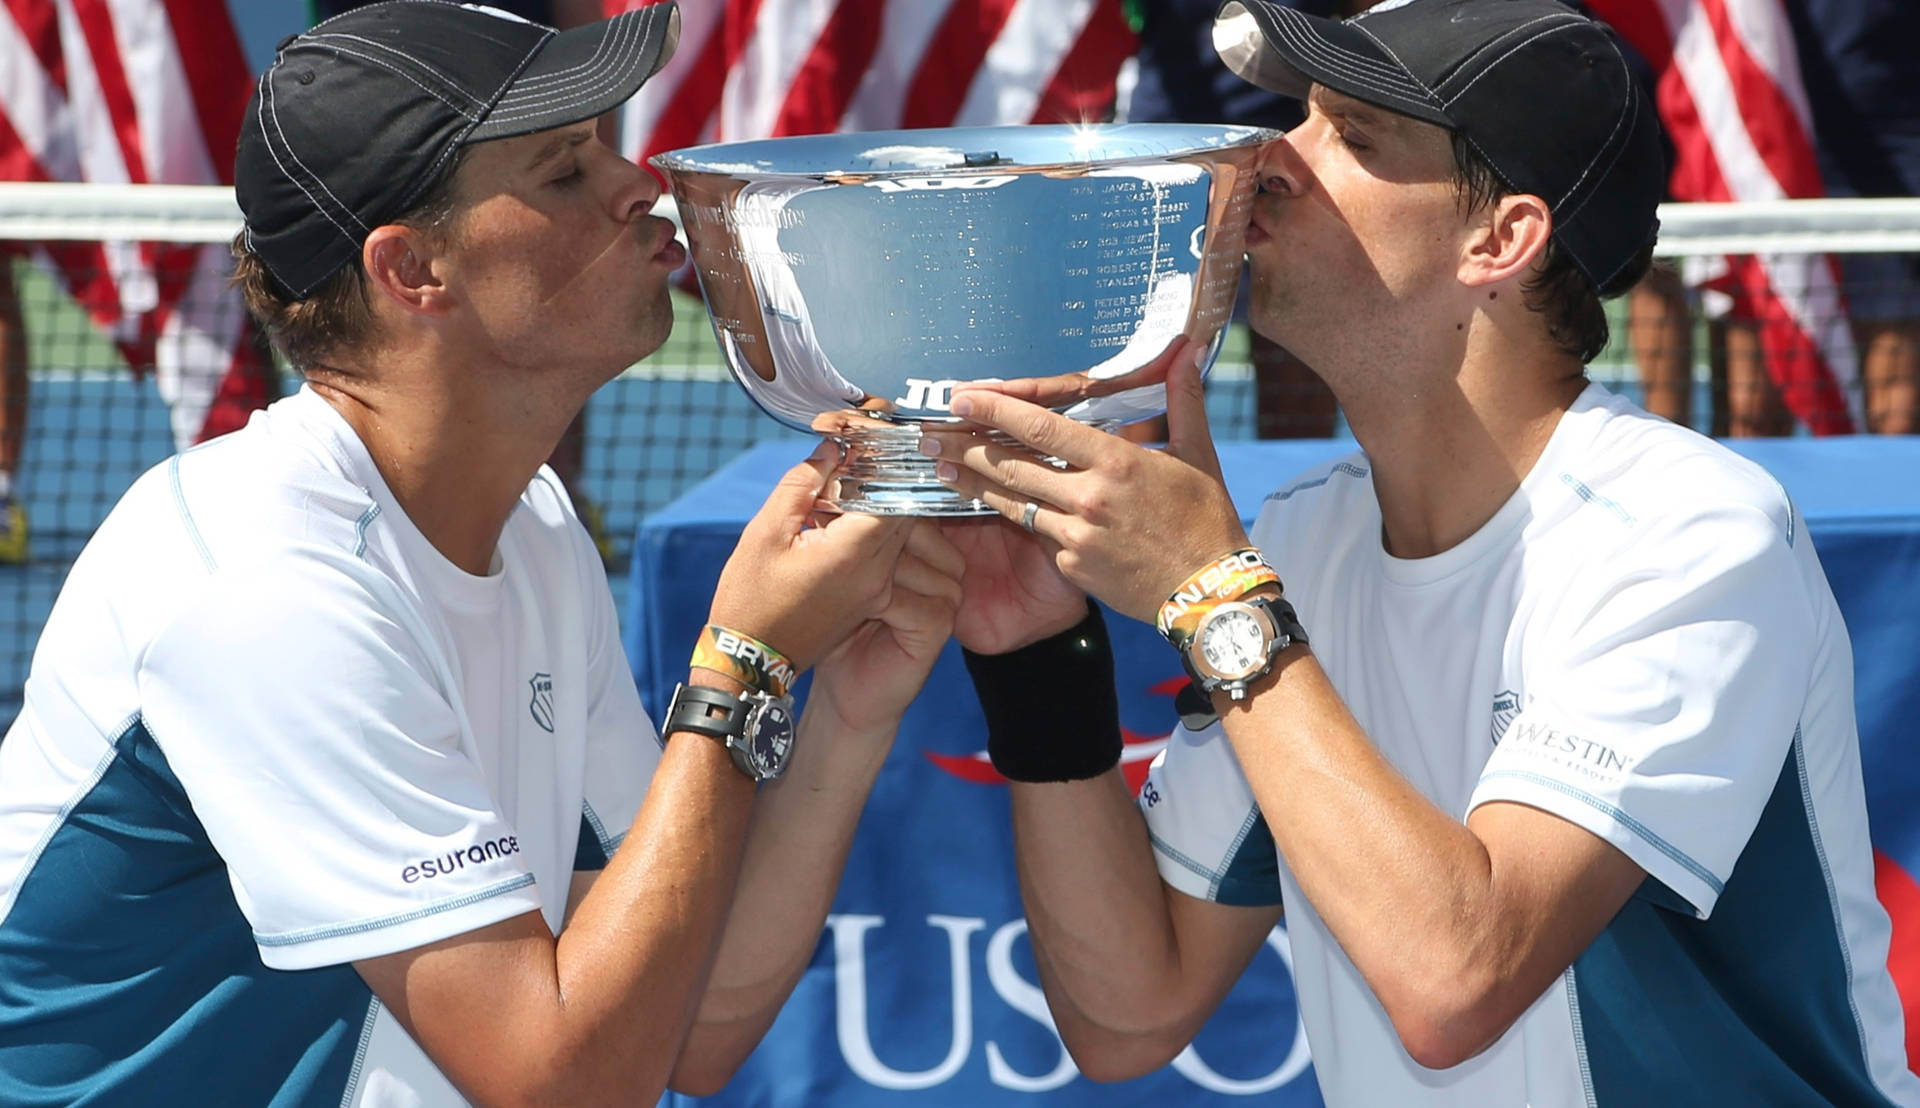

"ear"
[1459, 192, 1552, 290]
[361, 225, 451, 317]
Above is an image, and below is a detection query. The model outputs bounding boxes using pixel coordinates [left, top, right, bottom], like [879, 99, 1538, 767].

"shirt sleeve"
[573, 549, 659, 872]
[1468, 502, 1816, 919]
[1141, 716, 1284, 907]
[138, 550, 544, 971]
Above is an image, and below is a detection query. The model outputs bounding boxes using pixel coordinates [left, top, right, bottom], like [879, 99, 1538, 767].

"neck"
[309, 347, 578, 576]
[1339, 336, 1587, 560]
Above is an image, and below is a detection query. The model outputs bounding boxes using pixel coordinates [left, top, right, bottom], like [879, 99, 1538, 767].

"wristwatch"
[664, 682, 796, 782]
[1180, 595, 1309, 702]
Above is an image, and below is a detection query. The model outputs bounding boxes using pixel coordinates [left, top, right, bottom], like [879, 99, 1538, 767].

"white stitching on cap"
[261, 75, 368, 239]
[480, 24, 552, 105]
[502, 5, 641, 89]
[1268, 7, 1429, 99]
[487, 12, 638, 118]
[1271, 7, 1425, 92]
[309, 32, 486, 109]
[1552, 40, 1639, 217]
[1348, 21, 1439, 101]
[1442, 13, 1574, 93]
[490, 13, 629, 111]
[486, 14, 644, 124]
[1442, 17, 1582, 107]
[306, 41, 482, 120]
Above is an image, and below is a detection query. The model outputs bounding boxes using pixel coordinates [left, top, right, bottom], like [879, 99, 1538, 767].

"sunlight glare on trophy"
[653, 124, 1275, 515]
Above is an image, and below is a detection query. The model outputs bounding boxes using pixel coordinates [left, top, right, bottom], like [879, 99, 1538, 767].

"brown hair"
[232, 149, 471, 374]
[1448, 132, 1652, 363]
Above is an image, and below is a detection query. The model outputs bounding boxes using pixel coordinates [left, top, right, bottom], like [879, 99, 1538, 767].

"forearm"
[1010, 772, 1209, 1077]
[1218, 650, 1530, 1049]
[671, 702, 893, 1090]
[534, 715, 757, 1102]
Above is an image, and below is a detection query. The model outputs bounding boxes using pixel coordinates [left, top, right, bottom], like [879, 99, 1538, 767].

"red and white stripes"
[0, 0, 268, 449]
[1592, 0, 1860, 434]
[612, 0, 1138, 170]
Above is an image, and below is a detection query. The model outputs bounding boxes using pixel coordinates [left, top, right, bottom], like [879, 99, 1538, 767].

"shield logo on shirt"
[1490, 689, 1519, 745]
[529, 673, 555, 733]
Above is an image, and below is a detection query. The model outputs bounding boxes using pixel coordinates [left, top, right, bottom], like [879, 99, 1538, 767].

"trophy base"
[822, 420, 1107, 517]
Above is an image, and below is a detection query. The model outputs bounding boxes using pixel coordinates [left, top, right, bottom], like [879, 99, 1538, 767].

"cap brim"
[471, 2, 680, 142]
[1213, 1, 1450, 127]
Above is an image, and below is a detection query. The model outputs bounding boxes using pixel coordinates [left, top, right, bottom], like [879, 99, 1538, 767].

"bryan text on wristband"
[691, 624, 795, 698]
[1157, 547, 1282, 649]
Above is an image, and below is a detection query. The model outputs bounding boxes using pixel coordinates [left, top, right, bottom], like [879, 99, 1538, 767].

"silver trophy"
[652, 123, 1276, 515]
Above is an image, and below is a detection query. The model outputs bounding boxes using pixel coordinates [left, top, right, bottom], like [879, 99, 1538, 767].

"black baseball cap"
[236, 1, 681, 299]
[1213, 0, 1662, 294]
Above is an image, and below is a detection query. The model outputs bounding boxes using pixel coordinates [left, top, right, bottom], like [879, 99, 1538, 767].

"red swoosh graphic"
[926, 675, 1188, 793]
[1873, 848, 1920, 1074]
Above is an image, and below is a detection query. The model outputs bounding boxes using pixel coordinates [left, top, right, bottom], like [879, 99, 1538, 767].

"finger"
[929, 436, 1078, 506]
[933, 462, 1065, 545]
[903, 519, 967, 583]
[942, 389, 1118, 472]
[1163, 336, 1226, 484]
[754, 441, 845, 540]
[954, 373, 1097, 409]
[874, 583, 958, 642]
[951, 333, 1194, 409]
[892, 550, 965, 607]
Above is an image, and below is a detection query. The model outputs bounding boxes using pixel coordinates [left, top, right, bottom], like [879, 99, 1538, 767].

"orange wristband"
[1156, 548, 1282, 649]
[691, 624, 795, 698]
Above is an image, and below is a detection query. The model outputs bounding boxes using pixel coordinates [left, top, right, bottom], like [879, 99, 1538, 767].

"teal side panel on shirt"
[576, 811, 610, 871]
[1573, 739, 1897, 1106]
[1217, 807, 1283, 907]
[0, 721, 372, 1107]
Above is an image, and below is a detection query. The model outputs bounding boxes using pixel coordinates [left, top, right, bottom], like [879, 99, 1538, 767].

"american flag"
[1588, 0, 1861, 434]
[0, 0, 271, 450]
[611, 0, 1139, 170]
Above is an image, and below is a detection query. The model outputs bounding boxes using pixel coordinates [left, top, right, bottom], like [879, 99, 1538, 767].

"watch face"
[745, 699, 796, 778]
[1198, 608, 1269, 680]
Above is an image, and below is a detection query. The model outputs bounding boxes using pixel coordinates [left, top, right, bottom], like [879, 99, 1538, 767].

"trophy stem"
[822, 420, 1115, 517]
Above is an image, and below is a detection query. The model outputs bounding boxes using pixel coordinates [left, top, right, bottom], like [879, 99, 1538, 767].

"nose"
[603, 144, 661, 222]
[1254, 135, 1307, 200]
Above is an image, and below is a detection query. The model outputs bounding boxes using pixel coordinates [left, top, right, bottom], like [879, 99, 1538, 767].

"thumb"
[1164, 337, 1224, 482]
[756, 440, 842, 538]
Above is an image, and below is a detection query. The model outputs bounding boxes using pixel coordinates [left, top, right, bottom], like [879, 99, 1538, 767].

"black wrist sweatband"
[961, 602, 1123, 783]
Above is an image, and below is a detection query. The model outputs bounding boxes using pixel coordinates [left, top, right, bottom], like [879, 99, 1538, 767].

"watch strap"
[664, 682, 749, 740]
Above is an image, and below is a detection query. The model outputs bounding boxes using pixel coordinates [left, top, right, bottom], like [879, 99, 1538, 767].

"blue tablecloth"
[629, 436, 1920, 1107]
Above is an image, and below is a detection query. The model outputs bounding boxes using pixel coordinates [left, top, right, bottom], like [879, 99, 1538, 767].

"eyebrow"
[525, 127, 593, 171]
[1310, 87, 1398, 131]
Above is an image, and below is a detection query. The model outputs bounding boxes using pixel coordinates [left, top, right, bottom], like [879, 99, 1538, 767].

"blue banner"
[629, 438, 1920, 1105]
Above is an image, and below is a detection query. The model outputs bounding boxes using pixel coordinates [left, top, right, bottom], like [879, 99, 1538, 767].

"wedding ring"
[1019, 501, 1040, 532]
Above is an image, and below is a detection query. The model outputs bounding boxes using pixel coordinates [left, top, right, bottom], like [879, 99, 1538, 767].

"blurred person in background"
[1601, 0, 1914, 437]
[0, 5, 962, 1104]
[1787, 0, 1920, 435]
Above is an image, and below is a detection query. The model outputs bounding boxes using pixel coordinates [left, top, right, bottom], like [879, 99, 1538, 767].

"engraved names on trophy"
[1055, 173, 1202, 351]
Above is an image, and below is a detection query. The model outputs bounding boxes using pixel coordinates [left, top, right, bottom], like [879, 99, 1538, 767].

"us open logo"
[529, 673, 555, 733]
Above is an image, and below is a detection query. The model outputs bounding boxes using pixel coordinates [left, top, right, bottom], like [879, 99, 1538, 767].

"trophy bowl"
[652, 123, 1277, 515]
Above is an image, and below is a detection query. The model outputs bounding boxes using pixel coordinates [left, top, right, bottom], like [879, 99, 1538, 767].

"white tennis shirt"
[1144, 383, 1919, 1106]
[0, 387, 658, 1106]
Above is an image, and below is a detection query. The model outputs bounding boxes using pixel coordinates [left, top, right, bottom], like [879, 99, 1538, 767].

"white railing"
[3, 182, 1919, 254]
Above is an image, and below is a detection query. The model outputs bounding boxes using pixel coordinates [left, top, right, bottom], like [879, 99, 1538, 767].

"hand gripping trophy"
[653, 124, 1274, 514]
